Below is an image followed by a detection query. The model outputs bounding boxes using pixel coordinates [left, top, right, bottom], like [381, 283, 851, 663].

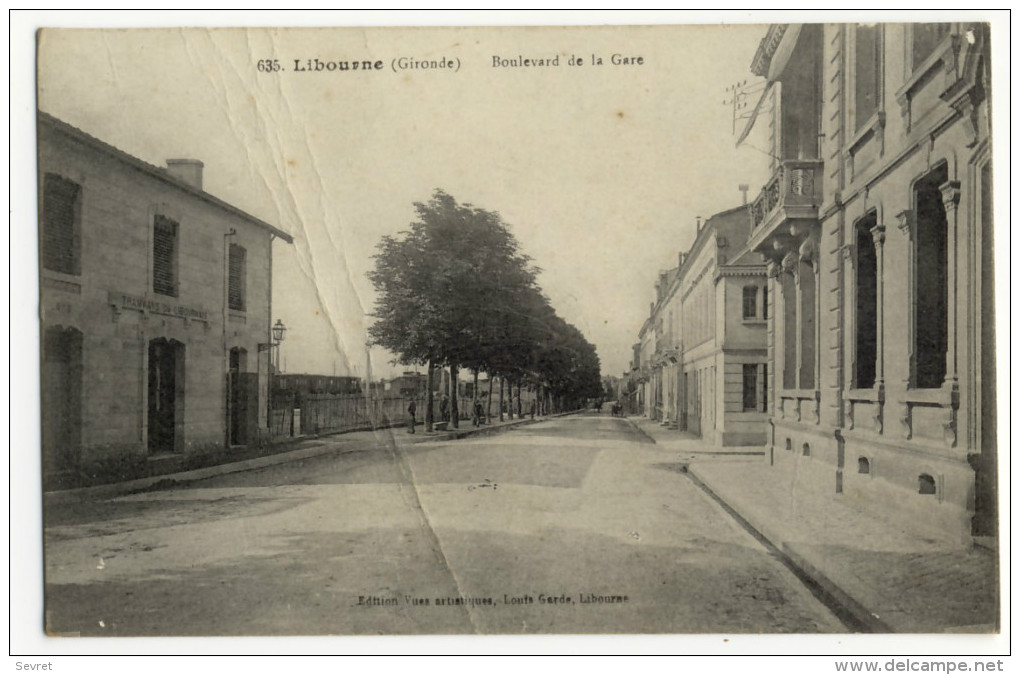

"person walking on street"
[440, 394, 450, 423]
[407, 399, 417, 434]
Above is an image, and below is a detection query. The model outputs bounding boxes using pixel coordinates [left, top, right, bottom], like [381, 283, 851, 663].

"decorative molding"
[870, 223, 886, 248]
[781, 251, 798, 276]
[895, 209, 916, 241]
[898, 400, 912, 439]
[942, 406, 958, 447]
[841, 243, 855, 264]
[939, 180, 962, 211]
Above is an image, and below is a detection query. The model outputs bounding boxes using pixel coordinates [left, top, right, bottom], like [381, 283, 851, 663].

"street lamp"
[272, 319, 287, 346]
[261, 319, 287, 436]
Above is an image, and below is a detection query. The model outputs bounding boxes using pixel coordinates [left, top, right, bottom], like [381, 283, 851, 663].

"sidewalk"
[44, 413, 564, 506]
[630, 416, 999, 633]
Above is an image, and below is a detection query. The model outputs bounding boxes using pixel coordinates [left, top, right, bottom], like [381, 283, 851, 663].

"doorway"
[228, 347, 249, 446]
[148, 338, 185, 454]
[42, 326, 83, 475]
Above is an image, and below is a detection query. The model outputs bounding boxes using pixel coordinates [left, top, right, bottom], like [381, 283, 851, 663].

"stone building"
[39, 112, 293, 483]
[740, 23, 994, 539]
[677, 207, 769, 446]
[633, 207, 769, 446]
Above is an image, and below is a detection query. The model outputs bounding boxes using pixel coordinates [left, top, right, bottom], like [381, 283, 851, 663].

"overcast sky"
[37, 24, 773, 380]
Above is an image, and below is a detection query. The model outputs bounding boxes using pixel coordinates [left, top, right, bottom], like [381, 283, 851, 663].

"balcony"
[748, 159, 824, 234]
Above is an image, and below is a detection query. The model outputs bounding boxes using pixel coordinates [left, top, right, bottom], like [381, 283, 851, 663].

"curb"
[43, 411, 579, 506]
[684, 462, 890, 633]
[631, 417, 889, 633]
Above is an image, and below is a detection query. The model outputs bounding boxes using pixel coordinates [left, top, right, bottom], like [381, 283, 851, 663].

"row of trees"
[368, 189, 603, 430]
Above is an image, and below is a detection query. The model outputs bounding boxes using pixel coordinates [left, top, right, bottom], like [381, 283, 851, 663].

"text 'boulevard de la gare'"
[254, 53, 644, 74]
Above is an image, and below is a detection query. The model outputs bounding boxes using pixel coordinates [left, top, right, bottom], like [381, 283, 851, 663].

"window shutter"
[153, 215, 178, 296]
[42, 174, 80, 275]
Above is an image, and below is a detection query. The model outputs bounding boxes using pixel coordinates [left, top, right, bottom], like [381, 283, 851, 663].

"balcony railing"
[749, 159, 824, 230]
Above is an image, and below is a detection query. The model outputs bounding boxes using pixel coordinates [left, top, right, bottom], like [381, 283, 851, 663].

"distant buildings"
[39, 112, 292, 482]
[630, 22, 995, 541]
[630, 208, 768, 446]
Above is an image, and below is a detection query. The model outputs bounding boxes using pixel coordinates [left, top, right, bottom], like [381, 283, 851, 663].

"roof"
[38, 111, 294, 244]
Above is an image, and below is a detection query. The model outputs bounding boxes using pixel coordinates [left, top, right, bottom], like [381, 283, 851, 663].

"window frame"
[228, 242, 247, 312]
[41, 173, 82, 276]
[152, 213, 180, 298]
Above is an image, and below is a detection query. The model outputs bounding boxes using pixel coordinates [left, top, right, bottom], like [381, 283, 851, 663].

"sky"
[35, 22, 775, 380]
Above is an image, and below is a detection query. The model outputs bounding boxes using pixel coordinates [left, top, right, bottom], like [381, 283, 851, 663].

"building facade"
[742, 23, 994, 539]
[634, 207, 769, 446]
[677, 208, 769, 446]
[39, 112, 293, 484]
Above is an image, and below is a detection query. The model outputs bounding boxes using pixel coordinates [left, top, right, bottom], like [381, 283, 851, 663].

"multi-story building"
[741, 23, 993, 539]
[39, 112, 293, 484]
[633, 206, 769, 446]
[677, 208, 769, 446]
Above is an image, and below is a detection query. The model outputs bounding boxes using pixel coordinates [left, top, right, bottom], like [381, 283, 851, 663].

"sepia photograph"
[13, 9, 1009, 661]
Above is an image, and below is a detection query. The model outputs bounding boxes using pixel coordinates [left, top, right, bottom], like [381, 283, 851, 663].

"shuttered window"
[228, 243, 246, 311]
[42, 173, 80, 275]
[153, 215, 179, 297]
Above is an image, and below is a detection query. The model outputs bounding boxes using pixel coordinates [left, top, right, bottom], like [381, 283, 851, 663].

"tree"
[368, 189, 546, 428]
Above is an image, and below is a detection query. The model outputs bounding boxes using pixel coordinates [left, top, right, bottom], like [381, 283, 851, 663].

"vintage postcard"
[21, 12, 1007, 657]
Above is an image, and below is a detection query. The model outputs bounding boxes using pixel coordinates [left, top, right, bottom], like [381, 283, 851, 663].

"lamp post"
[262, 319, 287, 436]
[272, 319, 287, 372]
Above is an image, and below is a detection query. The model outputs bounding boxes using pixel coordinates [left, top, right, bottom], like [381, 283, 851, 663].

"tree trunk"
[515, 382, 522, 418]
[425, 359, 435, 432]
[486, 373, 494, 422]
[498, 376, 504, 422]
[472, 369, 480, 424]
[450, 364, 459, 429]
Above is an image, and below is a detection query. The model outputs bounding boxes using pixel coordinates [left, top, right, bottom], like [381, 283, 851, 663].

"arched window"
[913, 164, 949, 388]
[854, 213, 878, 389]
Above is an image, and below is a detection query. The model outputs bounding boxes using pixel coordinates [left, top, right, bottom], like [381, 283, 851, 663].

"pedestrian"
[407, 399, 417, 434]
[440, 394, 450, 422]
[474, 399, 485, 426]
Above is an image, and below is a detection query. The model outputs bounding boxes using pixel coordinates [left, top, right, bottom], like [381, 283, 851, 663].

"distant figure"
[530, 400, 536, 419]
[473, 400, 485, 426]
[612, 402, 622, 417]
[440, 394, 450, 422]
[595, 399, 603, 415]
[407, 400, 417, 434]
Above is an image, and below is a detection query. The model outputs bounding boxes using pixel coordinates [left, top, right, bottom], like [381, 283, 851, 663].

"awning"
[735, 24, 803, 148]
[735, 81, 774, 147]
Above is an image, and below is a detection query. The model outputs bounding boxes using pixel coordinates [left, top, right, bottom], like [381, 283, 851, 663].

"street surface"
[44, 415, 846, 635]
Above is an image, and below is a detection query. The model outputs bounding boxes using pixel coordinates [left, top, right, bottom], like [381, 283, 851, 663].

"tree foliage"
[368, 189, 602, 410]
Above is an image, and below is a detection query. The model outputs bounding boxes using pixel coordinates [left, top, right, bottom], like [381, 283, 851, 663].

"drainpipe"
[267, 233, 276, 438]
[223, 228, 236, 448]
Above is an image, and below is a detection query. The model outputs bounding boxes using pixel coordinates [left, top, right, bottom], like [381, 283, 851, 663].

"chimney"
[166, 159, 204, 190]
